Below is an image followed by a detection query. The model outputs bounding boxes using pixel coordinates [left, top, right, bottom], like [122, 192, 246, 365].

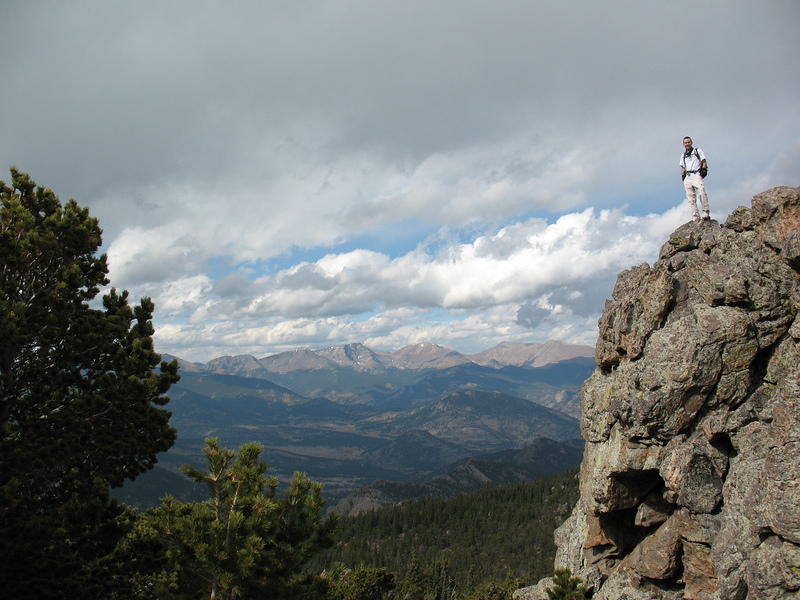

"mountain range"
[117, 340, 594, 507]
[169, 339, 594, 375]
[164, 340, 594, 413]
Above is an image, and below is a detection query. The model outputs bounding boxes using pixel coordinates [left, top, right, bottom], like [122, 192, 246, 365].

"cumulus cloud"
[146, 202, 684, 359]
[100, 135, 598, 289]
[231, 207, 676, 317]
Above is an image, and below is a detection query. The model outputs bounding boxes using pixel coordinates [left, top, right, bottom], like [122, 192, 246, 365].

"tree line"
[310, 469, 579, 599]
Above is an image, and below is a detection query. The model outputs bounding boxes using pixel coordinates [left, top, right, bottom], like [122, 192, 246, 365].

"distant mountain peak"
[259, 348, 336, 373]
[160, 353, 206, 373]
[408, 342, 444, 350]
[468, 340, 593, 368]
[205, 354, 273, 378]
[316, 342, 385, 372]
[168, 339, 594, 375]
[388, 342, 469, 370]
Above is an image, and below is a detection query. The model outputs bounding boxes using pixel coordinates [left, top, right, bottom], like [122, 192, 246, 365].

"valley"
[116, 341, 594, 508]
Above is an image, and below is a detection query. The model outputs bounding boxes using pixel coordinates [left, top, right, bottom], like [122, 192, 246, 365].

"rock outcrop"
[516, 187, 800, 600]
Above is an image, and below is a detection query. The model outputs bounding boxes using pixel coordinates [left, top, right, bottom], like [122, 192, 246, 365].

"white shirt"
[680, 147, 706, 172]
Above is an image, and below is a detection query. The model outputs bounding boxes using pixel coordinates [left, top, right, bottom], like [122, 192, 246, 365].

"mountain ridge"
[333, 436, 584, 516]
[119, 369, 585, 506]
[357, 389, 580, 451]
[162, 339, 593, 376]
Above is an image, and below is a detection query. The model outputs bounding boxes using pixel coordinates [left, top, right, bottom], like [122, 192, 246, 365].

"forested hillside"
[333, 437, 583, 516]
[312, 469, 580, 596]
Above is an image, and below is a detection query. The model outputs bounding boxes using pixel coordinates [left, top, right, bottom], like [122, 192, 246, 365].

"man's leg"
[695, 177, 710, 219]
[684, 177, 700, 221]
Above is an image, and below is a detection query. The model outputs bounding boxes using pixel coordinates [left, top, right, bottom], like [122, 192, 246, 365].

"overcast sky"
[2, 1, 798, 361]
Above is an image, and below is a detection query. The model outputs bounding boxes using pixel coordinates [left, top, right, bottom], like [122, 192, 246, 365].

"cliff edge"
[517, 187, 800, 600]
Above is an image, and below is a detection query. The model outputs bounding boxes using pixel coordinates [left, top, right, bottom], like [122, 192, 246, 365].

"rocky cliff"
[516, 187, 800, 600]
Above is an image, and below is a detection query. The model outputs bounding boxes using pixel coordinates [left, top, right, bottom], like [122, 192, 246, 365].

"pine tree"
[545, 568, 590, 599]
[465, 580, 516, 600]
[396, 553, 428, 599]
[125, 438, 337, 600]
[0, 169, 179, 598]
[326, 563, 396, 600]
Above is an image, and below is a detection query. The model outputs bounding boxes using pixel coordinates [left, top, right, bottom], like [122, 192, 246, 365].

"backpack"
[683, 148, 708, 178]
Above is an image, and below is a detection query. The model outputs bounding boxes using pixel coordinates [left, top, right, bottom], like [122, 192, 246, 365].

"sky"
[2, 1, 798, 362]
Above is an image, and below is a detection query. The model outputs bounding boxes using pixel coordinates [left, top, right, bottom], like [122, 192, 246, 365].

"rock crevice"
[516, 187, 800, 600]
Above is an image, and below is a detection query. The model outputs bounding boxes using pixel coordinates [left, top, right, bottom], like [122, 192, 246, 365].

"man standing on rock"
[680, 136, 711, 222]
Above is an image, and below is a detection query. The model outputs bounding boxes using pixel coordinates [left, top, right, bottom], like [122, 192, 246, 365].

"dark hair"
[683, 136, 692, 142]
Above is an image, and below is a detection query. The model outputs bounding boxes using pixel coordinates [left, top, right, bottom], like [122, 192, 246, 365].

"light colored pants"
[684, 174, 710, 218]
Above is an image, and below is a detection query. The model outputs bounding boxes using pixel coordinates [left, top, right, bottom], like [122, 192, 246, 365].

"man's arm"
[698, 149, 708, 169]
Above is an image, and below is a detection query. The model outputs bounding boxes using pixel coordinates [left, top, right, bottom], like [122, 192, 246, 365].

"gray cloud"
[515, 303, 554, 330]
[212, 271, 255, 299]
[275, 264, 339, 292]
[516, 276, 617, 329]
[2, 1, 798, 359]
[3, 2, 797, 211]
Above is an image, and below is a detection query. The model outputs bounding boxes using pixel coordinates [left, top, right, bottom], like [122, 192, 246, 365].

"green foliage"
[464, 579, 518, 600]
[0, 169, 178, 598]
[392, 554, 430, 599]
[326, 563, 396, 600]
[312, 469, 579, 599]
[123, 438, 337, 600]
[545, 568, 590, 599]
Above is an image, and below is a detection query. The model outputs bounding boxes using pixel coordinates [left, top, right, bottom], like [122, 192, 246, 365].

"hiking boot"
[702, 214, 711, 221]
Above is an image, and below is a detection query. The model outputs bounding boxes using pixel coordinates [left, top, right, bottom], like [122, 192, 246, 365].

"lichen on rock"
[515, 187, 800, 600]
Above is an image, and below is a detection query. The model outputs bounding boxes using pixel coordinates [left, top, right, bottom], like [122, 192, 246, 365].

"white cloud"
[147, 201, 687, 360]
[102, 134, 599, 290]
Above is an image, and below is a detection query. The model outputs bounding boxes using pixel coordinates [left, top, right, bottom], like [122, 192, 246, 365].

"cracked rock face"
[515, 187, 800, 600]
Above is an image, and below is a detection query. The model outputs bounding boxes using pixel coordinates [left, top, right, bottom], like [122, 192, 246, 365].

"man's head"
[683, 136, 693, 150]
